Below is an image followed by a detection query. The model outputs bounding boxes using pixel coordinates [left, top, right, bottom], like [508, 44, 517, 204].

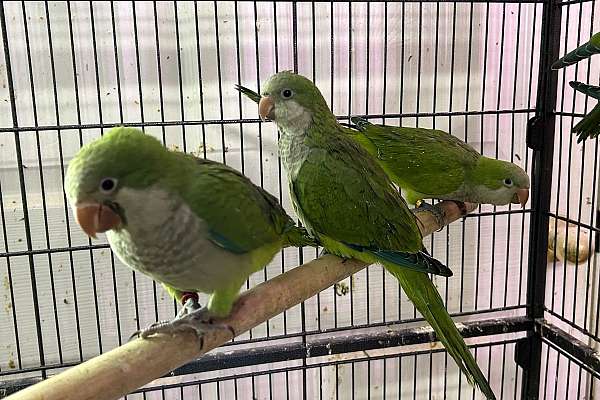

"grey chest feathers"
[278, 131, 311, 179]
[105, 186, 245, 293]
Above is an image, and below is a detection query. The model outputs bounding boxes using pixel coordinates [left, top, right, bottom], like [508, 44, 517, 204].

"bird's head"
[471, 157, 530, 207]
[258, 71, 335, 133]
[64, 127, 167, 238]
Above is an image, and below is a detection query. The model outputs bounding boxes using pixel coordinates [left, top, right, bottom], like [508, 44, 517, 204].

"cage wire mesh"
[0, 1, 597, 399]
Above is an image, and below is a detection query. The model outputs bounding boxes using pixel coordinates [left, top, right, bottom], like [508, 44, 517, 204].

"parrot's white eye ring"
[281, 88, 294, 99]
[503, 178, 513, 187]
[100, 177, 118, 194]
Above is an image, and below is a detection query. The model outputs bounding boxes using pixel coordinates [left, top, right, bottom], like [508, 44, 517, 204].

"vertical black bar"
[311, 2, 322, 334]
[130, 1, 144, 340]
[0, 1, 46, 377]
[522, 1, 562, 399]
[330, 1, 338, 329]
[520, 2, 539, 308]
[44, 2, 69, 364]
[233, 2, 244, 175]
[581, 0, 598, 336]
[66, 1, 86, 362]
[88, 1, 106, 354]
[381, 1, 388, 327]
[193, 1, 207, 160]
[109, 0, 124, 345]
[291, 3, 307, 398]
[21, 1, 60, 367]
[212, 1, 227, 164]
[151, 0, 166, 326]
[508, 2, 523, 311]
[0, 9, 21, 371]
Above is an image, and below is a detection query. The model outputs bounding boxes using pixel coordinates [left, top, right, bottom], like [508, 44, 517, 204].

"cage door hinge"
[526, 115, 544, 151]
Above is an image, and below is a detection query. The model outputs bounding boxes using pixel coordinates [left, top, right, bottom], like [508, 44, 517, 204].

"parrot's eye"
[100, 178, 118, 194]
[280, 89, 294, 99]
[503, 178, 513, 187]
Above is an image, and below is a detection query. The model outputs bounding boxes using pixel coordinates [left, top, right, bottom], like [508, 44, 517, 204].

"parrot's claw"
[131, 307, 236, 351]
[128, 294, 203, 341]
[175, 296, 202, 319]
[414, 201, 446, 231]
[319, 248, 330, 257]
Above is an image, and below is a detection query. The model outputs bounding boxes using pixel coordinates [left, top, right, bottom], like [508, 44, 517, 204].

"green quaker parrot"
[254, 71, 496, 399]
[65, 127, 316, 339]
[567, 81, 600, 143]
[236, 84, 530, 209]
[346, 117, 530, 207]
[551, 32, 600, 70]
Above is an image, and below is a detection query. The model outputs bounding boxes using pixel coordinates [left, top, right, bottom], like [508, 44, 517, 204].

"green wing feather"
[350, 117, 479, 198]
[390, 268, 496, 400]
[570, 81, 600, 143]
[552, 32, 600, 70]
[171, 153, 314, 252]
[292, 133, 423, 253]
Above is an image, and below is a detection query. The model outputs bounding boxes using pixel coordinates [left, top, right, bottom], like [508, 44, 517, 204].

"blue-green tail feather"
[343, 242, 452, 277]
[384, 267, 496, 399]
[372, 249, 453, 277]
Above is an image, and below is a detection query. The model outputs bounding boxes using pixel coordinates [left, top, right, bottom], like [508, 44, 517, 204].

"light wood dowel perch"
[7, 201, 477, 400]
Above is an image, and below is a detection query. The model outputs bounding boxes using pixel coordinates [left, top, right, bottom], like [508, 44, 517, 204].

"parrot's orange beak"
[75, 203, 121, 239]
[511, 188, 530, 208]
[259, 96, 275, 121]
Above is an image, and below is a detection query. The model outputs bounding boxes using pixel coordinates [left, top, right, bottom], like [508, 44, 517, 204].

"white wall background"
[0, 1, 597, 399]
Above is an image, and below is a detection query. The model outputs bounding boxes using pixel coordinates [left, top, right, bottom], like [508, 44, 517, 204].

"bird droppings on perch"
[5, 200, 476, 400]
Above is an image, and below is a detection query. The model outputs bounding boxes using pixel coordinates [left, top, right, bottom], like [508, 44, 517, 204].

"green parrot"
[236, 84, 530, 208]
[65, 127, 316, 338]
[551, 32, 600, 70]
[254, 71, 496, 399]
[567, 81, 600, 143]
[346, 118, 530, 207]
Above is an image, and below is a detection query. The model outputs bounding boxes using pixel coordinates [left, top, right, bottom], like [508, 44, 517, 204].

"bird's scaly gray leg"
[135, 307, 236, 350]
[175, 292, 201, 318]
[129, 292, 203, 342]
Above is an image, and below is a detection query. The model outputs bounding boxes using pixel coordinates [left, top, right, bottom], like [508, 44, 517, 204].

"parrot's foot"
[175, 292, 202, 319]
[319, 248, 330, 257]
[132, 307, 236, 350]
[414, 200, 446, 230]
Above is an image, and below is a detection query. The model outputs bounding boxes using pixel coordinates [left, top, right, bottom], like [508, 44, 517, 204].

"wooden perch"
[7, 201, 477, 400]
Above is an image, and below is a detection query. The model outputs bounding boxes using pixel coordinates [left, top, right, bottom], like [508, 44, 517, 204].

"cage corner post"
[520, 0, 562, 398]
